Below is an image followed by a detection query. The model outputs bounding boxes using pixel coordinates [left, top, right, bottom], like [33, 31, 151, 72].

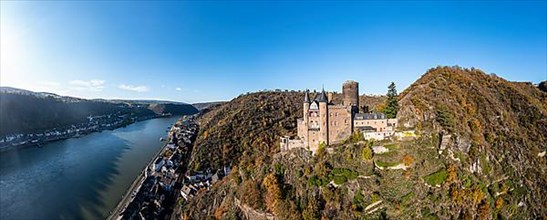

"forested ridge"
[0, 87, 198, 136]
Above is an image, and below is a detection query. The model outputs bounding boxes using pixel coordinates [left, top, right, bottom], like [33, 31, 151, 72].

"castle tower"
[303, 90, 310, 147]
[343, 80, 359, 112]
[317, 89, 329, 145]
[303, 89, 310, 123]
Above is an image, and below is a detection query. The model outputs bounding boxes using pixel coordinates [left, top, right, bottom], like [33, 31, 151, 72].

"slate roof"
[354, 113, 386, 120]
[316, 89, 328, 102]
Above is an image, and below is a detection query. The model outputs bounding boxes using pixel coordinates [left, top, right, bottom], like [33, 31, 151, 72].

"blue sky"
[1, 1, 545, 103]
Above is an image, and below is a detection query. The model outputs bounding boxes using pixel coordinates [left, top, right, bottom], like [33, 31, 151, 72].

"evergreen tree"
[383, 82, 399, 118]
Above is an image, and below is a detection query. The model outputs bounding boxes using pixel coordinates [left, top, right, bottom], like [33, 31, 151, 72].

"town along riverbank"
[0, 116, 181, 220]
[110, 114, 199, 219]
[0, 113, 175, 152]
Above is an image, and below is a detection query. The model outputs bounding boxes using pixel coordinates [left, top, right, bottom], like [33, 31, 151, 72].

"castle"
[280, 80, 398, 153]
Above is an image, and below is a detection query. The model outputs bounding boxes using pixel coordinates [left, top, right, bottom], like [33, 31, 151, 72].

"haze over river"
[0, 116, 180, 219]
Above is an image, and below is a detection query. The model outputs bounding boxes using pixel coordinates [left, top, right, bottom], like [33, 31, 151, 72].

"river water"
[0, 116, 180, 220]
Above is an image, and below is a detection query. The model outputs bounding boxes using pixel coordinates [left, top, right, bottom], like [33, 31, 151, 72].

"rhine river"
[0, 116, 180, 219]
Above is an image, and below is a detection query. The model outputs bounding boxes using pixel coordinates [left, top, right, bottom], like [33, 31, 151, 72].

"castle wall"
[327, 106, 352, 144]
[297, 119, 306, 140]
[280, 136, 305, 151]
[307, 129, 320, 152]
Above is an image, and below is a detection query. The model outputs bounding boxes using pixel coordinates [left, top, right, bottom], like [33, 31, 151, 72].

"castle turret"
[318, 89, 329, 145]
[303, 89, 310, 129]
[343, 80, 359, 112]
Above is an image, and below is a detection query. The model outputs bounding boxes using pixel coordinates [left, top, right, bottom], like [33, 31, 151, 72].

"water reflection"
[0, 116, 179, 219]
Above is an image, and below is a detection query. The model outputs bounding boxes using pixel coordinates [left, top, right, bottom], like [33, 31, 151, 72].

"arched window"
[310, 101, 319, 110]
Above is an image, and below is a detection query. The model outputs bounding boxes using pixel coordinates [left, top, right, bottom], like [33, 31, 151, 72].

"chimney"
[327, 92, 333, 103]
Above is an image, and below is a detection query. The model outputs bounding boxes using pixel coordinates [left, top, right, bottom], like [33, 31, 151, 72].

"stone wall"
[327, 106, 352, 144]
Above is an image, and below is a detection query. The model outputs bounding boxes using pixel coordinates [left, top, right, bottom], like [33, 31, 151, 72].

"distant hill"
[105, 99, 190, 105]
[147, 103, 198, 115]
[176, 67, 546, 219]
[0, 87, 198, 136]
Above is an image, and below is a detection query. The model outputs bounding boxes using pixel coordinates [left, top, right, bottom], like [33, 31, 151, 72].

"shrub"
[423, 168, 448, 186]
[331, 168, 359, 180]
[333, 175, 348, 185]
[375, 160, 399, 168]
[402, 154, 414, 166]
[436, 108, 454, 131]
[316, 142, 327, 157]
[383, 143, 398, 150]
[362, 147, 373, 161]
[446, 164, 458, 183]
[401, 191, 414, 205]
[308, 175, 328, 187]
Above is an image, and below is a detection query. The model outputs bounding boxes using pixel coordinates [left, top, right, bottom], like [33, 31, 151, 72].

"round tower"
[303, 90, 310, 125]
[318, 89, 329, 145]
[343, 80, 359, 108]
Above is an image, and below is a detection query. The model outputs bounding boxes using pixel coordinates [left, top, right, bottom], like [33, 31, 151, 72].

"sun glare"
[0, 18, 27, 86]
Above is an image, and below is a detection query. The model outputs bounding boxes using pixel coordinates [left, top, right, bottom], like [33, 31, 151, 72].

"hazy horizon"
[1, 1, 546, 103]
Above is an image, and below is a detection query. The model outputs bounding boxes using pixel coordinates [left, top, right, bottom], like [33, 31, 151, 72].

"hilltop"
[397, 66, 547, 217]
[174, 66, 546, 219]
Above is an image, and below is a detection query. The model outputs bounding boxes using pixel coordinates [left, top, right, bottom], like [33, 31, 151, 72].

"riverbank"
[0, 114, 174, 153]
[109, 114, 199, 219]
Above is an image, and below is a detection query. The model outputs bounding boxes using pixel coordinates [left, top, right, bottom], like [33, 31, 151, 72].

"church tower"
[317, 88, 329, 146]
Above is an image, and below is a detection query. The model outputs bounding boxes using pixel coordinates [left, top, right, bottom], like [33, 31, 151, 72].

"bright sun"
[0, 17, 27, 86]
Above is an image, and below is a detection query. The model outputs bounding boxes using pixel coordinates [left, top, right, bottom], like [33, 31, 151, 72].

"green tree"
[383, 82, 399, 118]
[362, 146, 373, 161]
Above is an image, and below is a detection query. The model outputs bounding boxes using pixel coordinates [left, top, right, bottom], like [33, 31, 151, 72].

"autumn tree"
[402, 154, 414, 166]
[262, 173, 283, 214]
[478, 201, 490, 220]
[240, 180, 263, 209]
[383, 82, 399, 118]
[446, 164, 458, 183]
